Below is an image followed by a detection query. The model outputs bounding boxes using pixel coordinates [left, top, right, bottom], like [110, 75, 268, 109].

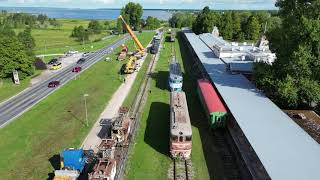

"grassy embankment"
[0, 18, 119, 104]
[0, 32, 155, 180]
[125, 32, 224, 180]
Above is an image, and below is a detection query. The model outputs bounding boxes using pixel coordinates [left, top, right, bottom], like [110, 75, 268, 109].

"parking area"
[31, 53, 83, 85]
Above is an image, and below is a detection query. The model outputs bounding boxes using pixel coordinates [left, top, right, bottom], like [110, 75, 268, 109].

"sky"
[0, 0, 277, 10]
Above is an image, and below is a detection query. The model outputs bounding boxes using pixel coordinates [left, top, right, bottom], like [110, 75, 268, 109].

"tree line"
[0, 11, 61, 29]
[70, 20, 107, 42]
[254, 0, 320, 113]
[0, 27, 35, 80]
[169, 8, 281, 41]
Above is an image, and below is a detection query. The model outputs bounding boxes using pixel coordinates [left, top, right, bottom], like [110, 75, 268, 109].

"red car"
[72, 66, 82, 73]
[48, 81, 60, 88]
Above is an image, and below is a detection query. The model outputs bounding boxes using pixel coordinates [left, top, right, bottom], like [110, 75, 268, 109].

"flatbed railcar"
[169, 61, 183, 91]
[197, 78, 228, 129]
[170, 91, 192, 159]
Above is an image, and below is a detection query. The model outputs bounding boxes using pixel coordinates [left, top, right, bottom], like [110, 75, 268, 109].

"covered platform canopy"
[184, 31, 320, 180]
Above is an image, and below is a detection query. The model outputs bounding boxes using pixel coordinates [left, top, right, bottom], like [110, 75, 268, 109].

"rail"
[170, 35, 193, 180]
[114, 34, 163, 180]
[173, 159, 191, 180]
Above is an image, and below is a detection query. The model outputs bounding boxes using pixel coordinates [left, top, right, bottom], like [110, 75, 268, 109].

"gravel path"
[81, 47, 151, 151]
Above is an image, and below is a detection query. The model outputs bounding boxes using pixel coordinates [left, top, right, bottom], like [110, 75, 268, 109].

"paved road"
[0, 34, 130, 128]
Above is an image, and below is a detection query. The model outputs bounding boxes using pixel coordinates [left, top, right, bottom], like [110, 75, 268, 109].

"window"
[179, 136, 184, 142]
[171, 135, 178, 141]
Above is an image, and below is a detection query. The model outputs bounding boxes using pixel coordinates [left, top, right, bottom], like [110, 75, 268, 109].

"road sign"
[13, 70, 20, 85]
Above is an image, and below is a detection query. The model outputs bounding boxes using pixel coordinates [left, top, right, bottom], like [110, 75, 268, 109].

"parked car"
[48, 81, 60, 88]
[51, 62, 62, 70]
[48, 58, 59, 65]
[68, 50, 79, 54]
[77, 58, 86, 64]
[72, 66, 82, 73]
[82, 52, 90, 57]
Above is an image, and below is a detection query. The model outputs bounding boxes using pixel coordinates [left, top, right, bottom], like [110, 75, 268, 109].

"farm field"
[0, 35, 120, 104]
[0, 32, 155, 180]
[125, 32, 223, 180]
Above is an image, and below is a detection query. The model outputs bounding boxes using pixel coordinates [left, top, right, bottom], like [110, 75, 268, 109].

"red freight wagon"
[197, 79, 228, 128]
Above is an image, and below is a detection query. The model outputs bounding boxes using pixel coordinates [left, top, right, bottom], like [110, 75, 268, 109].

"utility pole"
[83, 94, 89, 127]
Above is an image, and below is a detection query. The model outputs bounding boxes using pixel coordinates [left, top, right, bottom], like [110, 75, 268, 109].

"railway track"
[172, 159, 192, 180]
[115, 35, 162, 180]
[211, 129, 242, 180]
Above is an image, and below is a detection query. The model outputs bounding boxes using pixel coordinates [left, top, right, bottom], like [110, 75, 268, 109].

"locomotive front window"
[172, 135, 178, 141]
[179, 136, 184, 142]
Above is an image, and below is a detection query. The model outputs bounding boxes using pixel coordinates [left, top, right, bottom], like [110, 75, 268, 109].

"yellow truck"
[124, 56, 137, 74]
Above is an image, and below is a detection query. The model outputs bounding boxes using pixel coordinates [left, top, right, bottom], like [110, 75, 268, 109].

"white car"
[68, 50, 79, 54]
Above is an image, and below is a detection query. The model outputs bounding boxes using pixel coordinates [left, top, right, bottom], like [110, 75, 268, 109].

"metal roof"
[184, 31, 320, 180]
[170, 91, 192, 136]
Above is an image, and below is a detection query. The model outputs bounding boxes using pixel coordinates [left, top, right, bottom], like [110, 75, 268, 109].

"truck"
[124, 56, 137, 74]
[54, 148, 89, 180]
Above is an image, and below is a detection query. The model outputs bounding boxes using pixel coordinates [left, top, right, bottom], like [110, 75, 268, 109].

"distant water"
[0, 7, 172, 20]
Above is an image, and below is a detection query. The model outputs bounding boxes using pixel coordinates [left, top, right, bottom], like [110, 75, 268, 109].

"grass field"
[0, 35, 121, 104]
[125, 32, 224, 180]
[15, 18, 112, 55]
[0, 32, 155, 180]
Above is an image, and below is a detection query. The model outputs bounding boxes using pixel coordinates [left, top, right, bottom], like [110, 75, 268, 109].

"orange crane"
[118, 15, 145, 56]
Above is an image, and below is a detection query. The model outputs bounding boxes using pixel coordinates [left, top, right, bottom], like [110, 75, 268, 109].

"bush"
[33, 58, 47, 70]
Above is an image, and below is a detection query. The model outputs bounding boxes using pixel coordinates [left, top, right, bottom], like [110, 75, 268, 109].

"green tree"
[71, 25, 89, 42]
[232, 12, 242, 40]
[121, 2, 143, 30]
[255, 0, 320, 110]
[88, 20, 103, 34]
[298, 78, 320, 107]
[104, 21, 110, 29]
[37, 14, 48, 24]
[275, 75, 299, 108]
[18, 27, 35, 56]
[220, 12, 233, 40]
[145, 16, 161, 30]
[117, 18, 124, 33]
[192, 6, 214, 34]
[246, 15, 261, 41]
[0, 35, 34, 80]
[169, 12, 194, 29]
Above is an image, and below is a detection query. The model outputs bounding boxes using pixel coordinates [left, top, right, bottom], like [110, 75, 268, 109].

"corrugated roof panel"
[184, 31, 320, 180]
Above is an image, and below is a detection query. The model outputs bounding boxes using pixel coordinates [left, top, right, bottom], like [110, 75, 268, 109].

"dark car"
[77, 58, 86, 64]
[48, 81, 60, 88]
[72, 66, 82, 73]
[48, 58, 59, 65]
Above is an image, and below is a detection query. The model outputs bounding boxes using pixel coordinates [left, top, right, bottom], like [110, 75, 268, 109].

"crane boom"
[119, 15, 144, 51]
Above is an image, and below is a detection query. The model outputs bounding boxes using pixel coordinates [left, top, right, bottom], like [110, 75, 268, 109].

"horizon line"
[0, 6, 278, 11]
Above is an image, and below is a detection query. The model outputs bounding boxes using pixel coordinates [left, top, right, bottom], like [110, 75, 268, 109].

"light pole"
[83, 94, 89, 127]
